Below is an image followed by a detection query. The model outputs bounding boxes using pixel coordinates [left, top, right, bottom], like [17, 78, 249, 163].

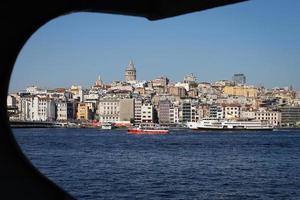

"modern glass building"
[232, 73, 246, 85]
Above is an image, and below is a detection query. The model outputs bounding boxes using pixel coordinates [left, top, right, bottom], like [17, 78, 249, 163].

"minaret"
[125, 60, 136, 82]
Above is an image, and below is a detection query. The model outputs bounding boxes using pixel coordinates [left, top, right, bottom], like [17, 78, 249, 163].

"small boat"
[101, 122, 115, 130]
[128, 123, 169, 134]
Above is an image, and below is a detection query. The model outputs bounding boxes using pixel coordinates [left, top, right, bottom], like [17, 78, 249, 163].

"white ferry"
[187, 118, 274, 131]
[101, 122, 115, 130]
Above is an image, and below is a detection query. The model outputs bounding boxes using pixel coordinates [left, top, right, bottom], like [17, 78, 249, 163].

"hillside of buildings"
[7, 61, 300, 128]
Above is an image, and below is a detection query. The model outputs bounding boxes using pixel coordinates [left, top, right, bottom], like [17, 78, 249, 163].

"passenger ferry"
[128, 123, 169, 134]
[187, 118, 274, 131]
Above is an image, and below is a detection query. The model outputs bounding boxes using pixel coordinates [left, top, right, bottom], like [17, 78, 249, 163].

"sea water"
[13, 128, 300, 200]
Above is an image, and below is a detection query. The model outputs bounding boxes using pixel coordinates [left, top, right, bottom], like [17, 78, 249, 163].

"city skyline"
[10, 0, 300, 92]
[8, 65, 298, 92]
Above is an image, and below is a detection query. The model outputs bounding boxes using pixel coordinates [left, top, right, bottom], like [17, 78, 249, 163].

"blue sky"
[10, 0, 300, 92]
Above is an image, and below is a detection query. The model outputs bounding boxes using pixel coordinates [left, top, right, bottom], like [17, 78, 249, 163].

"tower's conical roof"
[126, 60, 136, 70]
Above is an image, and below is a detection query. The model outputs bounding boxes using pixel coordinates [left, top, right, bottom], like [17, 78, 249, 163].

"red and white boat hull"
[128, 129, 169, 134]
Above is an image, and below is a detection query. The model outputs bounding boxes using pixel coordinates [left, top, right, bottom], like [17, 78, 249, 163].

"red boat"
[128, 124, 169, 134]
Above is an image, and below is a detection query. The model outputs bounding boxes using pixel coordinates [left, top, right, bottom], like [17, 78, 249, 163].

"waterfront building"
[32, 96, 56, 121]
[133, 98, 142, 125]
[56, 101, 75, 121]
[7, 95, 19, 120]
[240, 110, 256, 120]
[197, 104, 210, 120]
[208, 104, 241, 120]
[141, 102, 154, 123]
[119, 98, 134, 122]
[85, 101, 97, 114]
[279, 106, 300, 127]
[76, 102, 93, 121]
[223, 85, 258, 98]
[223, 104, 241, 119]
[181, 99, 191, 123]
[241, 108, 281, 127]
[7, 95, 17, 107]
[158, 99, 172, 125]
[191, 102, 200, 122]
[125, 60, 136, 82]
[98, 97, 120, 123]
[209, 104, 223, 119]
[232, 73, 246, 85]
[18, 94, 33, 121]
[255, 109, 281, 127]
[170, 104, 179, 124]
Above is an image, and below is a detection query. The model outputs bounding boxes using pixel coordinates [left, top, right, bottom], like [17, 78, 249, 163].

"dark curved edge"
[0, 0, 248, 199]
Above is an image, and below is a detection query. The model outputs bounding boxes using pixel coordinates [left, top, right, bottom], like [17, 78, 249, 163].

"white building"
[240, 108, 281, 127]
[213, 80, 233, 87]
[191, 103, 200, 122]
[19, 96, 33, 121]
[209, 104, 241, 119]
[134, 98, 142, 124]
[84, 93, 100, 113]
[240, 111, 256, 119]
[183, 73, 197, 84]
[170, 105, 179, 124]
[98, 98, 120, 123]
[132, 80, 147, 88]
[209, 105, 224, 119]
[56, 101, 75, 121]
[7, 95, 16, 107]
[26, 86, 47, 94]
[31, 96, 56, 121]
[141, 103, 154, 123]
[69, 85, 83, 102]
[255, 109, 281, 126]
[223, 105, 241, 119]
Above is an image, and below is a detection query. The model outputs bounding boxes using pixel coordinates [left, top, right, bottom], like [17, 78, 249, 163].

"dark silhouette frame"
[0, 1, 248, 199]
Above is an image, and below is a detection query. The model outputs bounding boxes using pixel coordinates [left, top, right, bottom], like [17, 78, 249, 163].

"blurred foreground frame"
[0, 0, 248, 199]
